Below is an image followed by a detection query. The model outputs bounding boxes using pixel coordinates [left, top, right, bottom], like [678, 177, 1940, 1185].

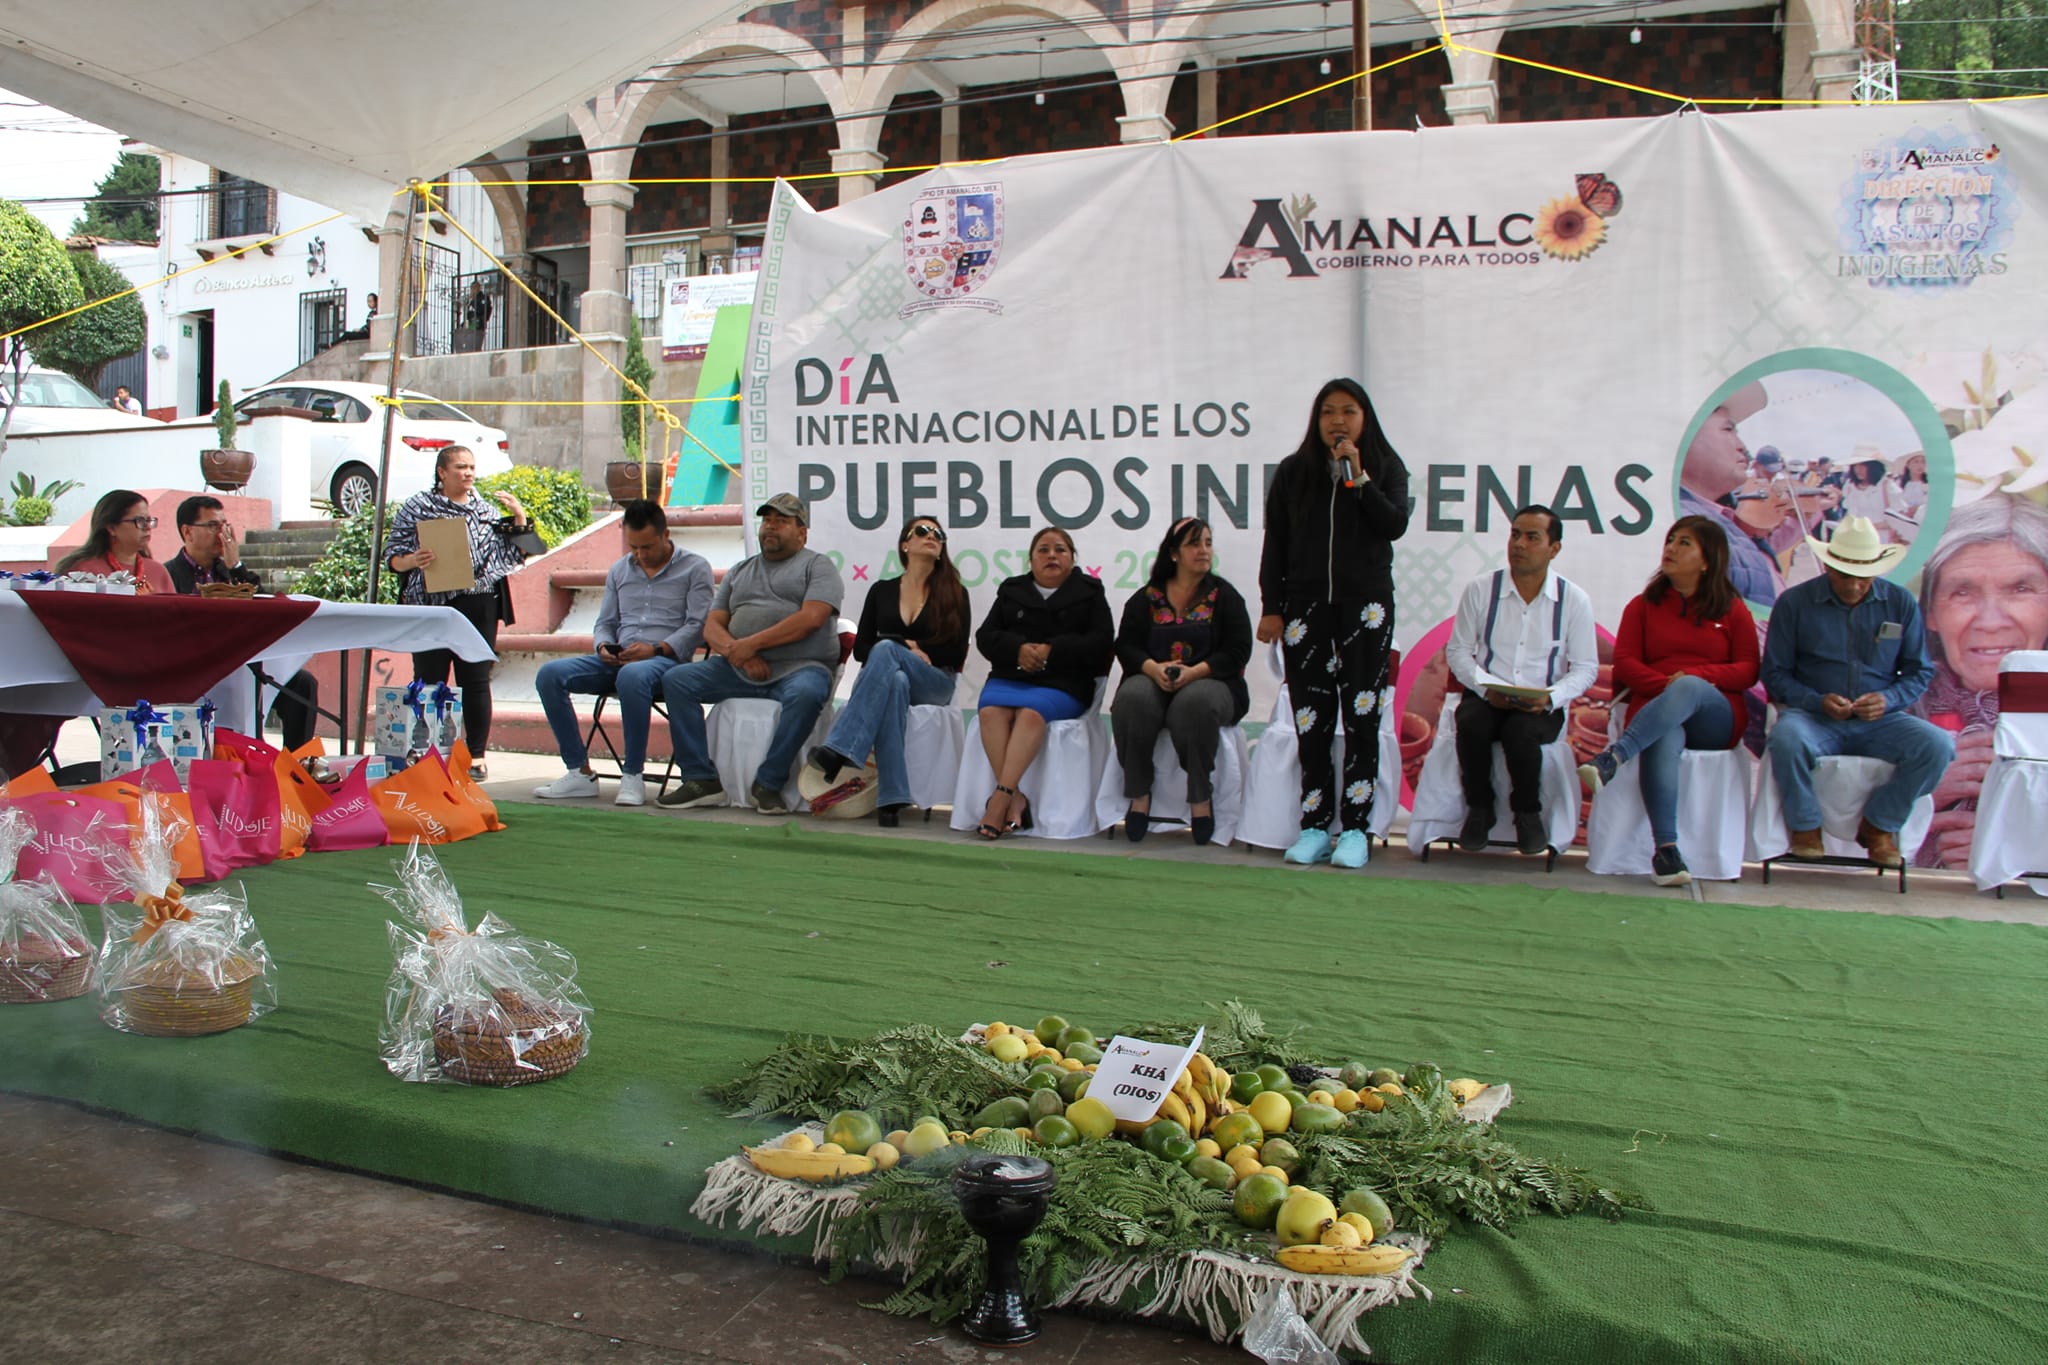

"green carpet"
[4, 804, 2045, 1364]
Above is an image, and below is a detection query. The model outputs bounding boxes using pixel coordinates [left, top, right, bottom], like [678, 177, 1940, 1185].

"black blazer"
[854, 575, 972, 673]
[975, 570, 1115, 707]
[164, 553, 261, 596]
[1114, 575, 1254, 723]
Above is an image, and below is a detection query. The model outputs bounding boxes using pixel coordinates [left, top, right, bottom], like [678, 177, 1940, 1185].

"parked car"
[0, 369, 159, 433]
[233, 380, 512, 516]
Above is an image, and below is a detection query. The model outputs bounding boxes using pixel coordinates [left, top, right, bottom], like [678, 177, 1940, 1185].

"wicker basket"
[198, 581, 259, 599]
[111, 954, 260, 1036]
[432, 986, 586, 1087]
[0, 934, 93, 1003]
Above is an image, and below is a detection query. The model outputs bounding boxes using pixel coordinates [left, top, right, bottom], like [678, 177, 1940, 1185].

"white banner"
[745, 101, 2048, 869]
[664, 271, 760, 361]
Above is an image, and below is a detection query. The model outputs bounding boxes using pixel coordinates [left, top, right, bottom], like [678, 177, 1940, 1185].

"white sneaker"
[615, 772, 646, 807]
[533, 769, 600, 800]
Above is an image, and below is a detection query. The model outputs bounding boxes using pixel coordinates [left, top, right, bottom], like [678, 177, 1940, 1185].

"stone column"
[1442, 80, 1498, 125]
[579, 176, 636, 482]
[832, 147, 886, 204]
[1117, 111, 1175, 144]
[1810, 47, 1863, 106]
[365, 212, 414, 362]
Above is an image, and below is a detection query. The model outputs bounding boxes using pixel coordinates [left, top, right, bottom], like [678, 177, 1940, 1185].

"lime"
[1022, 1066, 1063, 1092]
[1065, 1096, 1116, 1141]
[1211, 1112, 1264, 1152]
[1341, 1188, 1396, 1239]
[1027, 1089, 1066, 1122]
[1258, 1137, 1302, 1177]
[1254, 1063, 1291, 1091]
[1338, 1061, 1374, 1091]
[1187, 1155, 1235, 1191]
[823, 1110, 883, 1155]
[1035, 1014, 1070, 1045]
[1056, 1068, 1092, 1103]
[1054, 1025, 1095, 1053]
[1033, 1115, 1080, 1148]
[1156, 1134, 1200, 1165]
[1064, 1041, 1104, 1065]
[972, 1096, 1031, 1130]
[1281, 1088, 1308, 1111]
[1233, 1172, 1289, 1229]
[1140, 1118, 1190, 1158]
[1368, 1067, 1401, 1088]
[1288, 1102, 1346, 1136]
[1229, 1071, 1266, 1104]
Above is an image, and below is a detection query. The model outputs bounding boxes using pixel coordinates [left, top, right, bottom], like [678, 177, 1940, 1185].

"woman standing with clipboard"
[1256, 378, 1411, 869]
[383, 446, 534, 779]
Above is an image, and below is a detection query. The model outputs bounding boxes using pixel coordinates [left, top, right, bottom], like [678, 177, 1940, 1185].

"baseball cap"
[756, 493, 809, 526]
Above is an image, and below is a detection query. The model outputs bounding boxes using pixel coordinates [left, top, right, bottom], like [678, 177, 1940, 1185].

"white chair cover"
[904, 690, 968, 812]
[1404, 692, 1582, 856]
[1994, 650, 2048, 759]
[1584, 746, 1755, 881]
[1969, 755, 2048, 893]
[949, 678, 1110, 840]
[1746, 752, 1933, 862]
[706, 696, 837, 811]
[1238, 645, 1401, 849]
[1092, 724, 1249, 846]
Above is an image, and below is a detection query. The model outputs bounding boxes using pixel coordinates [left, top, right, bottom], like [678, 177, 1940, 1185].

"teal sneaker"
[1283, 829, 1333, 865]
[1331, 830, 1371, 868]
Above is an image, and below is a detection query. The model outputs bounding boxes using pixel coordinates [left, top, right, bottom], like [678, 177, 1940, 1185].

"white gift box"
[326, 754, 391, 784]
[371, 686, 461, 759]
[99, 701, 216, 782]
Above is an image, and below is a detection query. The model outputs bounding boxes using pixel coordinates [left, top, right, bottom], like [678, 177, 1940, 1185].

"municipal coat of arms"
[901, 184, 1003, 315]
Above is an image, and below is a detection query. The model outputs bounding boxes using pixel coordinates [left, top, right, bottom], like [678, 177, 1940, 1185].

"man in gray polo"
[657, 493, 845, 812]
[532, 499, 714, 807]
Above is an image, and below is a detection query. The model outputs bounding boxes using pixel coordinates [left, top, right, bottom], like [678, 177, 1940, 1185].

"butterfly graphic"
[1575, 173, 1623, 219]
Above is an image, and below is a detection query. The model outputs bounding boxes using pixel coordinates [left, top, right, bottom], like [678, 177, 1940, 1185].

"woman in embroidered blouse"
[1577, 515, 1758, 887]
[53, 489, 175, 593]
[806, 515, 972, 827]
[383, 445, 530, 779]
[1109, 517, 1252, 845]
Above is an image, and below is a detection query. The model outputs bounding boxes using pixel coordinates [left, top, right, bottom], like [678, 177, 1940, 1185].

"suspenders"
[1478, 569, 1569, 686]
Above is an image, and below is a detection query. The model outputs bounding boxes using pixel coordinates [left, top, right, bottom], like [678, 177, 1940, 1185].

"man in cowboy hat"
[1679, 381, 1783, 606]
[1760, 515, 1953, 866]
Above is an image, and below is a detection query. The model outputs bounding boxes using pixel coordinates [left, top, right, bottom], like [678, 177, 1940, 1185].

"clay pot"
[604, 461, 664, 505]
[1399, 710, 1434, 790]
[201, 448, 254, 492]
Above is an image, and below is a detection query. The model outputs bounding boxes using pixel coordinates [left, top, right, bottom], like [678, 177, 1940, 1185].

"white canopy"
[0, 0, 746, 221]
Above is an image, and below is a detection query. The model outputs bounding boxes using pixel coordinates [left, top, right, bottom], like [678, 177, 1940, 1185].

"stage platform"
[4, 756, 2047, 1363]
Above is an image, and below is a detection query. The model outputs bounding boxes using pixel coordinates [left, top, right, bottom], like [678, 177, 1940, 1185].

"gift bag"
[184, 731, 286, 873]
[97, 795, 274, 1037]
[370, 751, 487, 845]
[73, 776, 207, 885]
[2, 768, 57, 798]
[0, 805, 95, 1002]
[374, 841, 589, 1085]
[1, 790, 133, 902]
[448, 740, 503, 832]
[306, 760, 389, 853]
[270, 751, 316, 855]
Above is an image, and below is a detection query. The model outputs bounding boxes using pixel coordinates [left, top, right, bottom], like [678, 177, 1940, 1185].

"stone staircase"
[238, 520, 341, 592]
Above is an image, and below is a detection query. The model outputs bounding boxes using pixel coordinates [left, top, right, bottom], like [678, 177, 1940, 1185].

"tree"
[620, 309, 655, 460]
[1897, 0, 2048, 102]
[69, 151, 160, 244]
[0, 200, 85, 461]
[31, 250, 147, 390]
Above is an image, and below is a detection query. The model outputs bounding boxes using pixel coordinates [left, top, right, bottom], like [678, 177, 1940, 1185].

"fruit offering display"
[696, 1003, 1641, 1355]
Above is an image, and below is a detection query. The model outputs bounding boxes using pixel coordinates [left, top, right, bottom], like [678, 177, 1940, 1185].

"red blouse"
[1611, 588, 1759, 745]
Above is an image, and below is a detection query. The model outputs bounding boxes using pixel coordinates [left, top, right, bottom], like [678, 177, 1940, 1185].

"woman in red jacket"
[1578, 515, 1758, 886]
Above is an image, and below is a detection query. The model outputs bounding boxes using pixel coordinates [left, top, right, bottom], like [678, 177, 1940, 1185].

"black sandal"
[976, 787, 1011, 840]
[1003, 785, 1034, 833]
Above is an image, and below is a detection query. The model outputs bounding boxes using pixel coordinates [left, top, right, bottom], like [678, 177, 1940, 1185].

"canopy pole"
[1352, 0, 1372, 130]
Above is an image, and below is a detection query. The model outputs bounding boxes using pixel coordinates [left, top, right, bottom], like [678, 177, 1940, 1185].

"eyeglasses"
[191, 520, 232, 532]
[120, 516, 159, 530]
[907, 524, 946, 543]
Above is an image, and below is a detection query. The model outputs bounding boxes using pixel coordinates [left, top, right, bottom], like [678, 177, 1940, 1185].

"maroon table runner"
[19, 592, 320, 705]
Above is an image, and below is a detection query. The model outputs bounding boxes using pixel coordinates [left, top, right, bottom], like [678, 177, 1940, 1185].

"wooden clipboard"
[416, 517, 476, 594]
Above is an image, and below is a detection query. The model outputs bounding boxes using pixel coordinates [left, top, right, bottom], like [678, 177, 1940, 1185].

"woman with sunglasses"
[805, 516, 972, 826]
[54, 489, 175, 593]
[1109, 517, 1252, 845]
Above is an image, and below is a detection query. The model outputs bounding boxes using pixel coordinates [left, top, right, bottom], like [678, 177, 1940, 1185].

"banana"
[1185, 1090, 1207, 1138]
[745, 1146, 878, 1182]
[1274, 1243, 1413, 1276]
[1116, 1117, 1157, 1139]
[1159, 1091, 1193, 1132]
[1447, 1078, 1487, 1103]
[1188, 1052, 1224, 1109]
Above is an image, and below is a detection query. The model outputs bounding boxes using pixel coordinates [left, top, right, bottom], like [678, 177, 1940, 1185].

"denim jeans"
[662, 657, 833, 790]
[821, 641, 957, 808]
[536, 653, 678, 775]
[1609, 675, 1734, 846]
[1765, 706, 1955, 834]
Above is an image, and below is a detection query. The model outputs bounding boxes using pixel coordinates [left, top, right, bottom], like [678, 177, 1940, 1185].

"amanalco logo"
[1220, 175, 1623, 276]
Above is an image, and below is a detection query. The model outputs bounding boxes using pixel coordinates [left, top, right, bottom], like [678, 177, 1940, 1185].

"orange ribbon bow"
[131, 883, 191, 943]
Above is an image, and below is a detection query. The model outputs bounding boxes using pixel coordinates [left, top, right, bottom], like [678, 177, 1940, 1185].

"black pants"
[268, 669, 319, 750]
[1455, 691, 1564, 815]
[412, 590, 500, 756]
[1279, 597, 1395, 832]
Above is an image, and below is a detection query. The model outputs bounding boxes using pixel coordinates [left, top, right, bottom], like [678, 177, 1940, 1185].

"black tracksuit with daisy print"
[1259, 447, 1411, 833]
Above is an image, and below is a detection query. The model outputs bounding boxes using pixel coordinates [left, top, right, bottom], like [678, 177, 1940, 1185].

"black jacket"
[975, 570, 1115, 707]
[164, 552, 261, 595]
[854, 575, 972, 673]
[1257, 449, 1410, 616]
[1114, 576, 1254, 722]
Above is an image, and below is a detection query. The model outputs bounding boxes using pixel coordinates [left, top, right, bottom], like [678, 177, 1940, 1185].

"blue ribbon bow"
[123, 700, 170, 756]
[22, 570, 54, 584]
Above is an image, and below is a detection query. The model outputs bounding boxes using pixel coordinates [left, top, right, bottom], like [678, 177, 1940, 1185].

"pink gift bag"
[307, 759, 390, 852]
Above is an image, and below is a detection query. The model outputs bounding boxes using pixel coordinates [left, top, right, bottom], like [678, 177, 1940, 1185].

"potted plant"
[201, 379, 254, 491]
[6, 472, 80, 527]
[603, 312, 664, 504]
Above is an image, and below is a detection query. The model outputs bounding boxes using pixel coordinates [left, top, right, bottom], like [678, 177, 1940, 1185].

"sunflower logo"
[1533, 196, 1606, 260]
[1346, 779, 1374, 806]
[1362, 602, 1387, 629]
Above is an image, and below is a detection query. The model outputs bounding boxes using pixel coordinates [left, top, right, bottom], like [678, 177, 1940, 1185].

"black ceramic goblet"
[952, 1152, 1059, 1346]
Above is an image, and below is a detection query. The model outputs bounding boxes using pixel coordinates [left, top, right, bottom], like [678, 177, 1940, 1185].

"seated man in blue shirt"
[1761, 516, 1953, 867]
[531, 499, 714, 807]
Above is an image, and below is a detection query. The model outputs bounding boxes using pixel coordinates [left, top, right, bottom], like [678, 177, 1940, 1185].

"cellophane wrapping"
[96, 795, 275, 1034]
[0, 806, 95, 1002]
[375, 841, 590, 1085]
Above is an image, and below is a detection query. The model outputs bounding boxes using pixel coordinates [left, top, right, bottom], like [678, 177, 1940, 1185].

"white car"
[0, 368, 159, 434]
[233, 380, 512, 516]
